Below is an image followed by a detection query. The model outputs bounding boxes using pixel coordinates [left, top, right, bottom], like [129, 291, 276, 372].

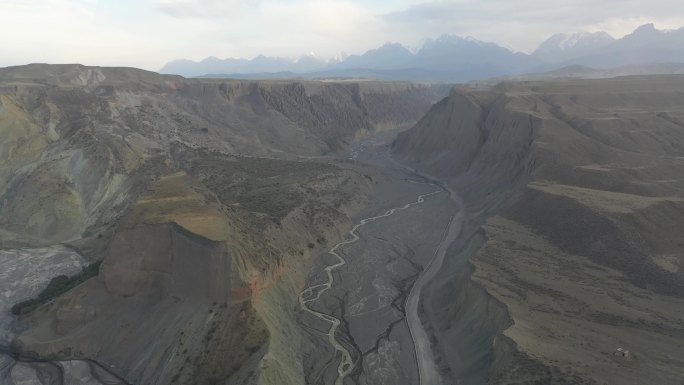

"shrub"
[11, 261, 102, 315]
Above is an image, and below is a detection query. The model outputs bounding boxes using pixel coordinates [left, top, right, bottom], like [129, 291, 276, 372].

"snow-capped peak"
[559, 32, 590, 50]
[540, 31, 614, 51]
[533, 31, 615, 62]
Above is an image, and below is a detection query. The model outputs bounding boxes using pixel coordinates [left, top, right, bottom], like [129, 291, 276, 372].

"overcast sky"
[1, 0, 683, 70]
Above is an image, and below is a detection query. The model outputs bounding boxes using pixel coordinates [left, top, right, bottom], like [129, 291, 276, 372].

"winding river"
[299, 189, 443, 385]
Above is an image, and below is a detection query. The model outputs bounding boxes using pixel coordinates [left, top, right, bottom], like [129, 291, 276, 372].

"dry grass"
[528, 182, 684, 214]
[473, 216, 684, 385]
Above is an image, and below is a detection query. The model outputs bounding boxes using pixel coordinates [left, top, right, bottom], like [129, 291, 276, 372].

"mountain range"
[160, 24, 684, 81]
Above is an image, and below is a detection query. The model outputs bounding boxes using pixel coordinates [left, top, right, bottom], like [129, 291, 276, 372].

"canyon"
[1, 64, 683, 385]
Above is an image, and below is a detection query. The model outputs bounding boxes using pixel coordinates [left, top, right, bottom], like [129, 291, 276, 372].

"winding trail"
[388, 153, 465, 385]
[299, 189, 443, 385]
[405, 203, 463, 385]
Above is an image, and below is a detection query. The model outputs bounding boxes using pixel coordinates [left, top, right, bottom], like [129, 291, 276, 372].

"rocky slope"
[0, 63, 446, 249]
[0, 64, 445, 384]
[393, 75, 684, 384]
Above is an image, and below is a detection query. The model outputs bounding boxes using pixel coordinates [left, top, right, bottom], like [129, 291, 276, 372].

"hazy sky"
[1, 0, 683, 70]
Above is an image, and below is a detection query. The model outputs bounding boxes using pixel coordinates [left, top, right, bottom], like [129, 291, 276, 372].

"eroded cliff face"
[393, 87, 537, 216]
[392, 76, 684, 384]
[14, 172, 279, 384]
[0, 64, 439, 384]
[0, 64, 445, 247]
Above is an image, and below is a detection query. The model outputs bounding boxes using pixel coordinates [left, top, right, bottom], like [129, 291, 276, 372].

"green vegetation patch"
[11, 261, 102, 315]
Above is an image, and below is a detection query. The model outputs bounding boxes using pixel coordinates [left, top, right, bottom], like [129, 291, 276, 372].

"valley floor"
[297, 139, 459, 385]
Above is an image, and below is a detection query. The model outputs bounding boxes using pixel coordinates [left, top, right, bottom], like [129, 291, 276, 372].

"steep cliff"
[393, 76, 684, 384]
[0, 64, 445, 248]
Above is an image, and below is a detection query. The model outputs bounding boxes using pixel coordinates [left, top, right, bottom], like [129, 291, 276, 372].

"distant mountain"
[327, 36, 538, 80]
[564, 24, 684, 68]
[160, 24, 684, 81]
[532, 32, 615, 63]
[332, 43, 415, 70]
[160, 54, 327, 77]
[413, 35, 535, 77]
[162, 36, 537, 81]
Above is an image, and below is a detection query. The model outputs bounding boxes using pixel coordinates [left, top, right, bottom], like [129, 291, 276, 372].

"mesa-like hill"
[393, 75, 684, 384]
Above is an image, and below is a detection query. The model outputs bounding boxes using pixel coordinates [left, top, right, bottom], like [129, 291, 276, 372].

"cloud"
[2, 0, 684, 69]
[385, 1, 473, 22]
[155, 0, 247, 19]
[383, 0, 684, 51]
[153, 0, 389, 59]
[1, 0, 94, 16]
[386, 0, 684, 24]
[0, 0, 173, 69]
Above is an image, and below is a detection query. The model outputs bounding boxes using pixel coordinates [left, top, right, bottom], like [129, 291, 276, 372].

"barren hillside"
[0, 64, 446, 385]
[393, 75, 684, 384]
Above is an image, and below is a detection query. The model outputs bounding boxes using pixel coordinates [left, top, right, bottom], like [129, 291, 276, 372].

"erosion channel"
[295, 139, 466, 385]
